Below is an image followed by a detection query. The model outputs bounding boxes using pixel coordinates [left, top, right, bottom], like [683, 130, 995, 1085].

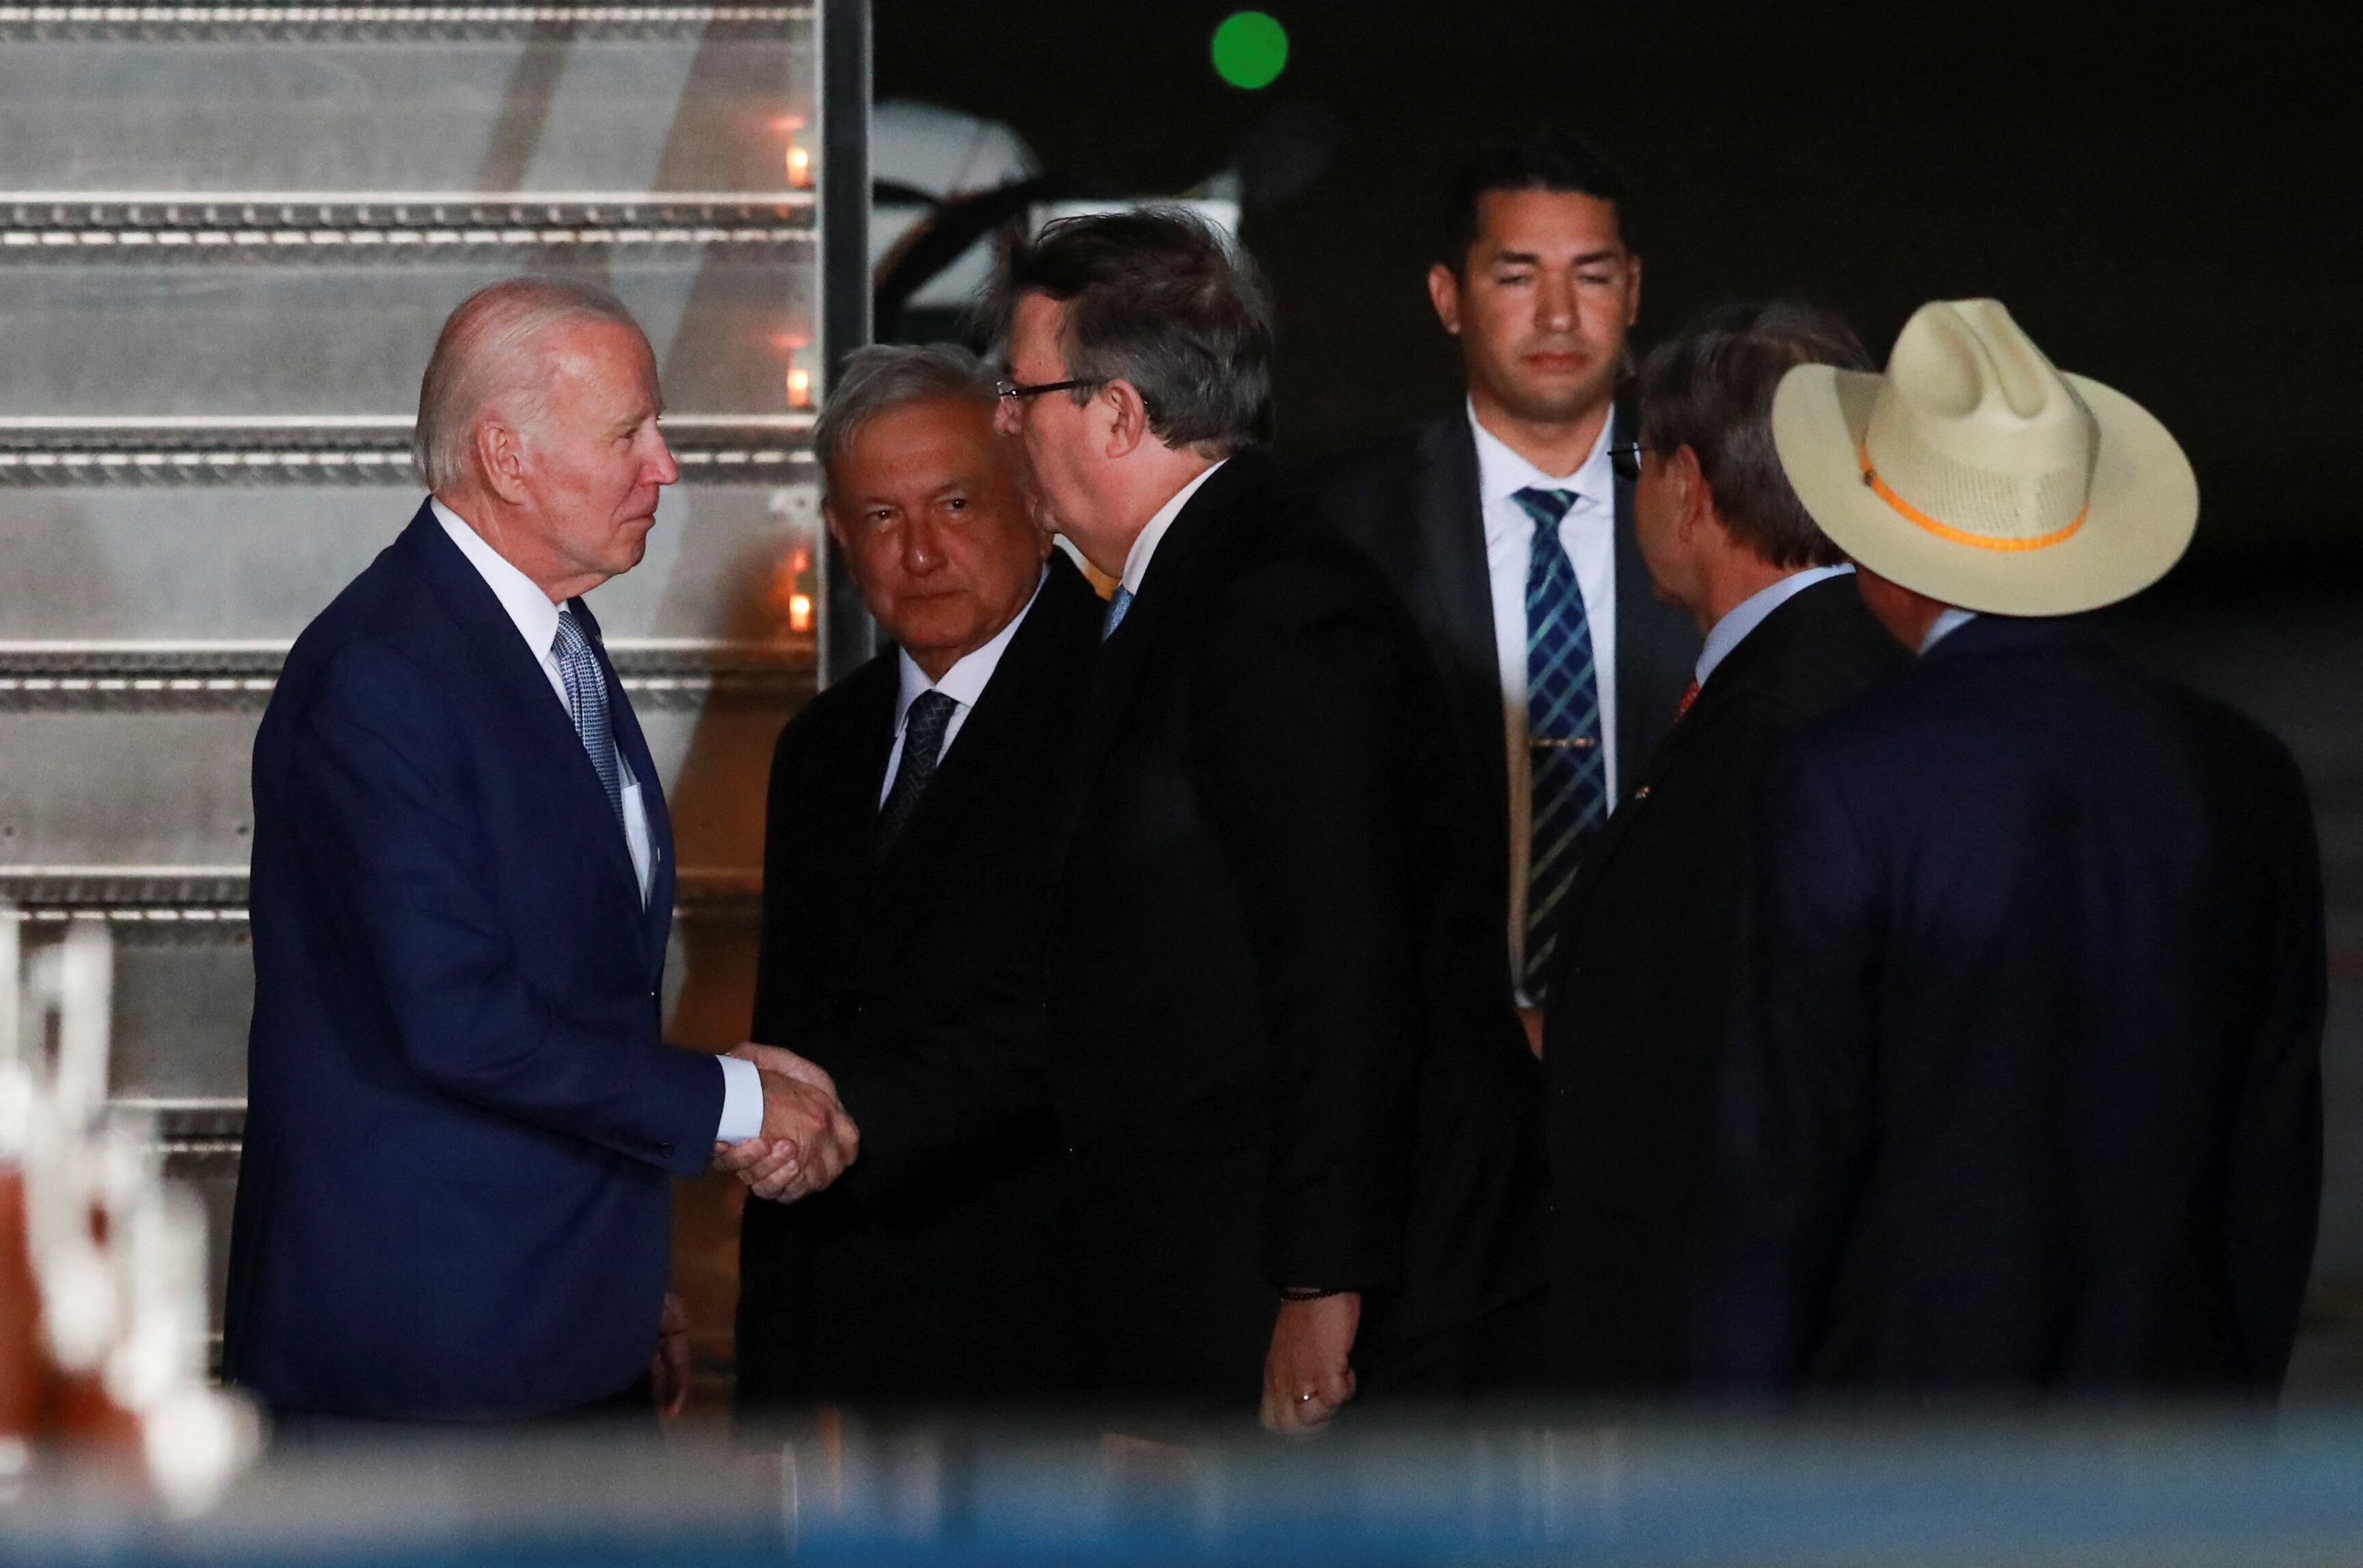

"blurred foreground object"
[1, 908, 258, 1517]
[16, 1409, 2363, 1564]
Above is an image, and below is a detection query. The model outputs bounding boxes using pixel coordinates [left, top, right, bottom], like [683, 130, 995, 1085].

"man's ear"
[1101, 379, 1149, 459]
[1427, 263, 1463, 336]
[821, 497, 848, 550]
[476, 419, 531, 506]
[1669, 444, 1710, 539]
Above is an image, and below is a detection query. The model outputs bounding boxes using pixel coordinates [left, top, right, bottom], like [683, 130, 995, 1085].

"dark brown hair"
[1440, 129, 1630, 274]
[1636, 301, 1872, 569]
[987, 206, 1274, 454]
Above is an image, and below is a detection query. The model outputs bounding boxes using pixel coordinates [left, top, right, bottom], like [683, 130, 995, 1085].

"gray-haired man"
[726, 344, 1105, 1411]
[228, 278, 833, 1425]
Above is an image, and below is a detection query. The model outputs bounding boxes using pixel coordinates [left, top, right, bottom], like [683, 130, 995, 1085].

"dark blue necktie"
[552, 608, 625, 830]
[878, 689, 959, 849]
[1517, 486, 1607, 999]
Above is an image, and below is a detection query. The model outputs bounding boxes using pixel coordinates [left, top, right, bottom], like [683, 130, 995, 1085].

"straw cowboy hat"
[1771, 299, 2196, 616]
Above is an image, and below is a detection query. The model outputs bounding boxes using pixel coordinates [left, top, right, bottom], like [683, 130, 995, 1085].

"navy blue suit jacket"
[1697, 613, 2323, 1396]
[224, 502, 724, 1421]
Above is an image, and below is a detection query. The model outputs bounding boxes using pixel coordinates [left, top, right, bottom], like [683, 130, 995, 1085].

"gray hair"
[813, 342, 996, 494]
[413, 277, 645, 493]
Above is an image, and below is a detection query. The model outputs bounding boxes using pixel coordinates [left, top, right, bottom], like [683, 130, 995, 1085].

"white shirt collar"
[1467, 398, 1615, 534]
[1118, 459, 1226, 594]
[431, 496, 564, 656]
[1921, 606, 1978, 653]
[893, 565, 1048, 730]
[1695, 565, 1855, 688]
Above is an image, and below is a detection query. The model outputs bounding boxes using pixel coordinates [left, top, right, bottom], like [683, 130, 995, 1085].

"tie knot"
[1512, 486, 1578, 535]
[905, 688, 958, 740]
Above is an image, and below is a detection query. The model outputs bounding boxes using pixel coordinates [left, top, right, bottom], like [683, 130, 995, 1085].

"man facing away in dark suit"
[1308, 131, 1699, 1049]
[226, 279, 839, 1426]
[733, 344, 1102, 1414]
[1696, 299, 2324, 1396]
[724, 211, 1545, 1433]
[1543, 301, 1908, 1395]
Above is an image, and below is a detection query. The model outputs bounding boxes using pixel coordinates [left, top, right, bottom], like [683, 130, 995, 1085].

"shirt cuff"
[714, 1053, 764, 1143]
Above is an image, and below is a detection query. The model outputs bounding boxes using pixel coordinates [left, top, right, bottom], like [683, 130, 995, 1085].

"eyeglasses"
[1607, 442, 1645, 482]
[994, 376, 1103, 402]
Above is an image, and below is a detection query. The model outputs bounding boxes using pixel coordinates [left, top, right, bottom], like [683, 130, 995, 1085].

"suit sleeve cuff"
[714, 1053, 764, 1143]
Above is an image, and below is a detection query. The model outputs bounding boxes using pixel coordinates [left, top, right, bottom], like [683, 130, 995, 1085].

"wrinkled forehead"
[836, 393, 1018, 496]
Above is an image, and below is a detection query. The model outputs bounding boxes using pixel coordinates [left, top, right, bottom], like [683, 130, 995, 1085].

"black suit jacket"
[1305, 407, 1701, 964]
[1696, 614, 2325, 1396]
[736, 553, 1103, 1408]
[828, 454, 1545, 1404]
[1543, 574, 1908, 1393]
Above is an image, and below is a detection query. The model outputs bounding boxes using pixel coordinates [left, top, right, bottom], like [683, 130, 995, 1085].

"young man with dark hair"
[1539, 301, 1907, 1393]
[1309, 130, 1699, 1054]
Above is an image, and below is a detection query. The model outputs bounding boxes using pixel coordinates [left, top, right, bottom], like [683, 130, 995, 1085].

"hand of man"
[1260, 1291, 1361, 1437]
[732, 1040, 840, 1099]
[711, 1046, 859, 1202]
[650, 1290, 691, 1417]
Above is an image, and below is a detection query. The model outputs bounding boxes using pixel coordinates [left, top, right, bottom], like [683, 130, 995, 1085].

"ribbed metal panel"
[0, 2, 852, 1346]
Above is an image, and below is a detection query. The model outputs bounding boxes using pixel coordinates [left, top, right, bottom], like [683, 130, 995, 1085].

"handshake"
[711, 1042, 860, 1202]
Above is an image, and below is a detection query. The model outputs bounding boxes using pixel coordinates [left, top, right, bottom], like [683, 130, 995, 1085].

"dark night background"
[875, 0, 2363, 1369]
[878, 0, 2353, 567]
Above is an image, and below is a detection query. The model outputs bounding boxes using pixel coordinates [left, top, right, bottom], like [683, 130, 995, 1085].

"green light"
[1211, 11, 1288, 90]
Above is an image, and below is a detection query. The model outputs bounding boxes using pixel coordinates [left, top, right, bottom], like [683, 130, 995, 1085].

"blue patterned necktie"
[1517, 485, 1608, 999]
[1102, 584, 1135, 640]
[552, 608, 625, 830]
[878, 689, 959, 849]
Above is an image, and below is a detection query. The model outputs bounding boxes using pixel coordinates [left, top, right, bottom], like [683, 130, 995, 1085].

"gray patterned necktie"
[878, 689, 958, 850]
[552, 608, 625, 829]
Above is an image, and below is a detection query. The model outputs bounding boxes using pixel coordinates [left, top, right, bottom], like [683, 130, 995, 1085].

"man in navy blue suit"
[1695, 299, 2323, 1396]
[224, 279, 848, 1424]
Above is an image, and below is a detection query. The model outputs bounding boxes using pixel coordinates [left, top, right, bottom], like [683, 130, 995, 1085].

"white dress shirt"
[1922, 606, 1978, 652]
[878, 565, 1048, 806]
[1694, 565, 1856, 688]
[1469, 403, 1619, 1001]
[431, 498, 761, 1142]
[1120, 459, 1226, 593]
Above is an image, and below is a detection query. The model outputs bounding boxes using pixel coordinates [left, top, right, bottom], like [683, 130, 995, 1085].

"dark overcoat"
[1695, 614, 2324, 1396]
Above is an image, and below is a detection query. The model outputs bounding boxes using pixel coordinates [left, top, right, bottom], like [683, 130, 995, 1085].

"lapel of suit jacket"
[1059, 455, 1257, 867]
[403, 510, 649, 932]
[871, 556, 1090, 910]
[1415, 416, 1511, 848]
[570, 597, 675, 979]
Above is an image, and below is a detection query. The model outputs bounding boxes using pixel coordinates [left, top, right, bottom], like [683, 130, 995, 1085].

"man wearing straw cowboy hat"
[1695, 299, 2325, 1394]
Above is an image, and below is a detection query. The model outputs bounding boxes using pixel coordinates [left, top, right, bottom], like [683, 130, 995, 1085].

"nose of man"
[900, 514, 947, 578]
[645, 432, 681, 488]
[1536, 271, 1578, 333]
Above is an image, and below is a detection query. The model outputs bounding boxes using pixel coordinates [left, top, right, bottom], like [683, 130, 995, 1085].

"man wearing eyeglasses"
[1310, 131, 1699, 1053]
[723, 209, 1544, 1432]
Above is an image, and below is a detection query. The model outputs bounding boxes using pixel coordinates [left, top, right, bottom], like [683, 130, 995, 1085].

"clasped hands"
[712, 1042, 860, 1202]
